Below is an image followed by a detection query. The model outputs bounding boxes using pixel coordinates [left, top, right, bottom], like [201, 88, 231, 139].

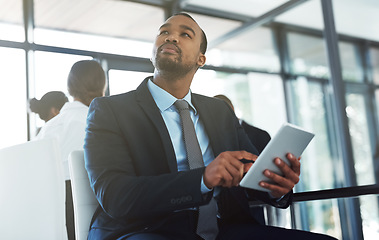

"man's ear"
[197, 54, 206, 68]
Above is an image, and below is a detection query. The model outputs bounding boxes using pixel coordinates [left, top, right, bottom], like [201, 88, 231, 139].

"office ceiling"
[1, 0, 379, 46]
[185, 0, 379, 44]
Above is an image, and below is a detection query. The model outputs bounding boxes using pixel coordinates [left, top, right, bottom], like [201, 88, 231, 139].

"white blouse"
[36, 101, 89, 180]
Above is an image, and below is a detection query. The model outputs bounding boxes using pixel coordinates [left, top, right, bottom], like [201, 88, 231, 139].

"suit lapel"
[135, 78, 178, 173]
[192, 94, 225, 157]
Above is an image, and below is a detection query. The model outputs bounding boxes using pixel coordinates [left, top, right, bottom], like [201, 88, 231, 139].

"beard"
[152, 45, 196, 78]
[156, 54, 183, 72]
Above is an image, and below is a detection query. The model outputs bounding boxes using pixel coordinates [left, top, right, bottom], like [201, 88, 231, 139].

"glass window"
[0, 47, 27, 149]
[287, 32, 329, 78]
[192, 70, 286, 135]
[293, 199, 341, 239]
[375, 89, 379, 183]
[108, 70, 151, 96]
[359, 195, 379, 240]
[191, 69, 235, 97]
[283, 9, 366, 82]
[34, 0, 163, 58]
[245, 72, 287, 134]
[346, 93, 375, 185]
[370, 47, 379, 84]
[32, 51, 91, 129]
[0, 0, 24, 42]
[287, 77, 335, 190]
[286, 77, 340, 237]
[339, 42, 364, 82]
[346, 92, 379, 240]
[206, 27, 280, 72]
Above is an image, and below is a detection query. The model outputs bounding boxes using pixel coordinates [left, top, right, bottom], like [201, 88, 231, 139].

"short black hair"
[67, 60, 106, 106]
[172, 12, 208, 54]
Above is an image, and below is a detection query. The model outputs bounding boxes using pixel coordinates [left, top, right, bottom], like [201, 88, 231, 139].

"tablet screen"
[239, 123, 314, 192]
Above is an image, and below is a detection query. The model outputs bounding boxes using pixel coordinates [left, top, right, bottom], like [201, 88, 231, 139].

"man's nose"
[165, 34, 178, 43]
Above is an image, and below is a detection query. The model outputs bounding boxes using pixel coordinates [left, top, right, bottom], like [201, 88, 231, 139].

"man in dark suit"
[84, 13, 336, 240]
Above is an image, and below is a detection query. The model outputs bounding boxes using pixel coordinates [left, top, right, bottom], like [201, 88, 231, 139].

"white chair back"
[68, 150, 98, 240]
[0, 139, 67, 240]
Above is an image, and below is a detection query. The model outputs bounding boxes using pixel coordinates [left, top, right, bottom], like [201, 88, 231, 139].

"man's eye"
[159, 31, 169, 35]
[182, 33, 191, 38]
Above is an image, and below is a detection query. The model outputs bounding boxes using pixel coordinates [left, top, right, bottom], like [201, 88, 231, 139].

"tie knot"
[174, 100, 189, 111]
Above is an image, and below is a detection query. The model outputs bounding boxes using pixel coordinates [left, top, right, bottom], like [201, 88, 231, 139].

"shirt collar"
[60, 101, 88, 111]
[147, 78, 198, 115]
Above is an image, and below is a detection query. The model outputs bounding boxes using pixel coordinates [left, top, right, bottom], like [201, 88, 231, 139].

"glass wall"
[293, 199, 342, 239]
[206, 27, 280, 72]
[192, 70, 286, 135]
[371, 48, 379, 84]
[287, 32, 329, 78]
[286, 77, 340, 239]
[339, 42, 364, 82]
[287, 77, 335, 191]
[34, 52, 91, 99]
[0, 47, 27, 149]
[284, 20, 379, 237]
[246, 72, 286, 134]
[108, 70, 151, 96]
[346, 92, 379, 240]
[346, 93, 375, 186]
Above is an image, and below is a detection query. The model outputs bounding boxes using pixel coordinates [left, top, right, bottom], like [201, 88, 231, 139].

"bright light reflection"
[0, 23, 24, 42]
[34, 28, 153, 58]
[108, 70, 151, 96]
[0, 47, 27, 149]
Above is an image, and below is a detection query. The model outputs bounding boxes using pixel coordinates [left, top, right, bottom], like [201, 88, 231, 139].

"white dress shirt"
[36, 101, 89, 180]
[147, 79, 214, 193]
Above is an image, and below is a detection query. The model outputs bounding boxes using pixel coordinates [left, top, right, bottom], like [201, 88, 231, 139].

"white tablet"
[239, 123, 315, 192]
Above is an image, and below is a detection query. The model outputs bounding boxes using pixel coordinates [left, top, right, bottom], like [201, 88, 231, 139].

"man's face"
[151, 15, 205, 74]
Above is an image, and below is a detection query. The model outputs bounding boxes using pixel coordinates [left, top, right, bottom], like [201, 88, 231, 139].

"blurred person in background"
[29, 91, 68, 134]
[35, 60, 106, 240]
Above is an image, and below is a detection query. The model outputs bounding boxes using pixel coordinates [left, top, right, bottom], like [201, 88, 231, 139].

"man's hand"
[259, 153, 301, 198]
[203, 151, 257, 189]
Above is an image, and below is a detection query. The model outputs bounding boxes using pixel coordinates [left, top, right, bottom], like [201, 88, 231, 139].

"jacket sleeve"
[84, 97, 209, 222]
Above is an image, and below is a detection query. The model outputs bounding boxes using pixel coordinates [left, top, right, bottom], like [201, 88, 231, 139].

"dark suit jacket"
[241, 121, 271, 154]
[84, 78, 292, 240]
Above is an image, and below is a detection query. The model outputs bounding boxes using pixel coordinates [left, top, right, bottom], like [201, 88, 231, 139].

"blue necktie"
[174, 100, 218, 240]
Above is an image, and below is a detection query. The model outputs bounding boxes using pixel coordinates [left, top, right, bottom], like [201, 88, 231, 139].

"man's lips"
[159, 44, 180, 54]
